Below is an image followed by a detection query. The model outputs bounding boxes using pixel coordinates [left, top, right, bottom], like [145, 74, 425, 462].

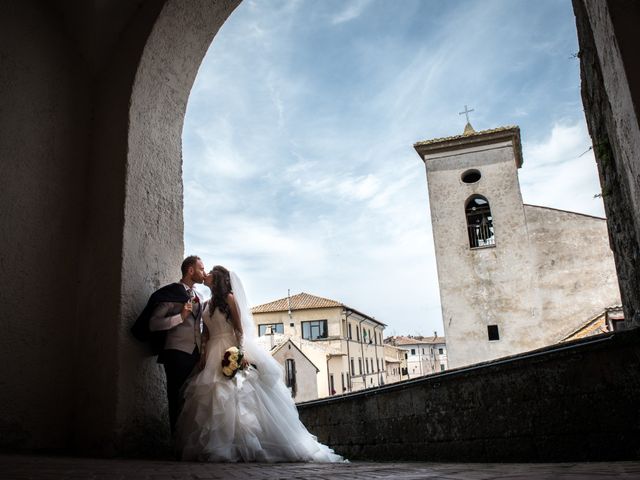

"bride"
[175, 265, 345, 463]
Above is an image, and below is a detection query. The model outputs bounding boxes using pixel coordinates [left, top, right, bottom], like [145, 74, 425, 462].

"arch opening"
[465, 195, 495, 248]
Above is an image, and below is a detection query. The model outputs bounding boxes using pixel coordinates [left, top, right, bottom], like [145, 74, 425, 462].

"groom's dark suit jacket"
[131, 283, 191, 356]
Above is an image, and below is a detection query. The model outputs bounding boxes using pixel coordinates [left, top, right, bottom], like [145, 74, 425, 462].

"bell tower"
[414, 123, 536, 368]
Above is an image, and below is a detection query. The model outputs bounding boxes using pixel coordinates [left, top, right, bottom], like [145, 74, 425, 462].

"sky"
[182, 0, 604, 337]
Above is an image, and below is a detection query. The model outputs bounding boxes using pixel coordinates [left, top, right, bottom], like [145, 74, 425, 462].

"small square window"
[487, 325, 500, 341]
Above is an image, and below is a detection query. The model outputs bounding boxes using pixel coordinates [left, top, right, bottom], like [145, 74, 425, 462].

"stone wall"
[524, 205, 621, 339]
[0, 0, 239, 456]
[298, 328, 640, 462]
[0, 0, 91, 450]
[573, 0, 640, 329]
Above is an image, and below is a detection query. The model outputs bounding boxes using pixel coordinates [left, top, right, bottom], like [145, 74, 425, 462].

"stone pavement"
[1, 454, 640, 479]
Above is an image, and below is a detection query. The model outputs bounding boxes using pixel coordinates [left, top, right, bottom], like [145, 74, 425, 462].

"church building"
[414, 122, 621, 368]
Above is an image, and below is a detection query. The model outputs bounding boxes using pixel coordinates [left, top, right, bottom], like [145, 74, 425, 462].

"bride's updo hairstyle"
[210, 265, 232, 320]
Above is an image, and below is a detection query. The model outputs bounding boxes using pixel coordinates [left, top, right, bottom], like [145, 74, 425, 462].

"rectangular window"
[358, 358, 362, 375]
[348, 323, 352, 339]
[258, 323, 284, 336]
[440, 364, 446, 371]
[356, 326, 360, 342]
[411, 348, 416, 355]
[376, 358, 379, 372]
[365, 359, 369, 374]
[301, 320, 328, 340]
[341, 373, 345, 392]
[487, 325, 500, 341]
[350, 357, 355, 375]
[329, 374, 335, 395]
[422, 348, 425, 354]
[438, 348, 444, 354]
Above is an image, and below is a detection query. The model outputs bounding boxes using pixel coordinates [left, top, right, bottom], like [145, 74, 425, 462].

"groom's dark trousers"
[160, 347, 200, 434]
[130, 282, 203, 435]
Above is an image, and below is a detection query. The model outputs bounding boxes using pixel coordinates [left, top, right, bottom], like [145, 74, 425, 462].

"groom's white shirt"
[149, 282, 203, 354]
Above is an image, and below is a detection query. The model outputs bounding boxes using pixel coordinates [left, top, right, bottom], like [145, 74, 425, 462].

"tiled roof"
[559, 305, 623, 342]
[251, 292, 343, 313]
[251, 292, 386, 326]
[414, 124, 523, 169]
[413, 125, 519, 148]
[386, 335, 446, 346]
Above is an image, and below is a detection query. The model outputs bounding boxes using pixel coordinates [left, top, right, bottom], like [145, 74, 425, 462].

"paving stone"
[1, 455, 640, 480]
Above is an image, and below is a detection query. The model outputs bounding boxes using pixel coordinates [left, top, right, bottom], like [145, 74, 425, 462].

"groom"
[132, 255, 206, 434]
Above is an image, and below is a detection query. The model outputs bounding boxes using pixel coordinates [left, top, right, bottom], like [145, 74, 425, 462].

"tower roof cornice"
[414, 125, 523, 168]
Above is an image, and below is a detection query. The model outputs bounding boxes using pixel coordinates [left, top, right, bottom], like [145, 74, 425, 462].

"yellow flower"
[229, 352, 239, 362]
[229, 360, 238, 370]
[222, 366, 234, 377]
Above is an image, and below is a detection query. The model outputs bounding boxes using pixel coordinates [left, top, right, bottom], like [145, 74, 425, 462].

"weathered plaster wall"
[525, 205, 621, 340]
[424, 139, 536, 368]
[272, 343, 318, 403]
[299, 328, 640, 462]
[0, 0, 90, 450]
[573, 0, 640, 329]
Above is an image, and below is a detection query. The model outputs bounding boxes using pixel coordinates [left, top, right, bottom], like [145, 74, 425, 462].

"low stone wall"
[298, 329, 640, 462]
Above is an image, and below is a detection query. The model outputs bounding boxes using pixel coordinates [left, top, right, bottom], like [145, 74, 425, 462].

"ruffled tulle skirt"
[175, 332, 344, 463]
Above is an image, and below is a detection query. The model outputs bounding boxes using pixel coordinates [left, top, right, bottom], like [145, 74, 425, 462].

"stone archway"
[115, 0, 242, 455]
[103, 0, 640, 456]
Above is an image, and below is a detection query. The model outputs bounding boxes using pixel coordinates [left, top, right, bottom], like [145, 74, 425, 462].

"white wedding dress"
[175, 275, 344, 463]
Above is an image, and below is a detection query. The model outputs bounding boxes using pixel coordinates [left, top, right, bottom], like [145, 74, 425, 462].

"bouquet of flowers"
[221, 346, 244, 378]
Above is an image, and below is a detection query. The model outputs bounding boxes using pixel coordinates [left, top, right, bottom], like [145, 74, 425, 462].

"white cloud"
[520, 122, 605, 217]
[330, 0, 373, 25]
[182, 0, 589, 338]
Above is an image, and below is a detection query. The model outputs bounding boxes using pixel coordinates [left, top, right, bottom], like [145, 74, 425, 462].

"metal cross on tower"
[459, 105, 475, 123]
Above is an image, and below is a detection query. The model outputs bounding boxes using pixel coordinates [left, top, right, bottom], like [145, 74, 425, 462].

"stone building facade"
[383, 344, 408, 384]
[386, 335, 448, 377]
[256, 336, 319, 403]
[414, 125, 621, 368]
[251, 292, 387, 398]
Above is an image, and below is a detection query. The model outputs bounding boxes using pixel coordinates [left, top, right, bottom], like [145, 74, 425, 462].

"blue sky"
[183, 0, 604, 337]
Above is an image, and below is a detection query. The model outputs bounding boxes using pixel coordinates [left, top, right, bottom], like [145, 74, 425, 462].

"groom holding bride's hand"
[132, 255, 206, 434]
